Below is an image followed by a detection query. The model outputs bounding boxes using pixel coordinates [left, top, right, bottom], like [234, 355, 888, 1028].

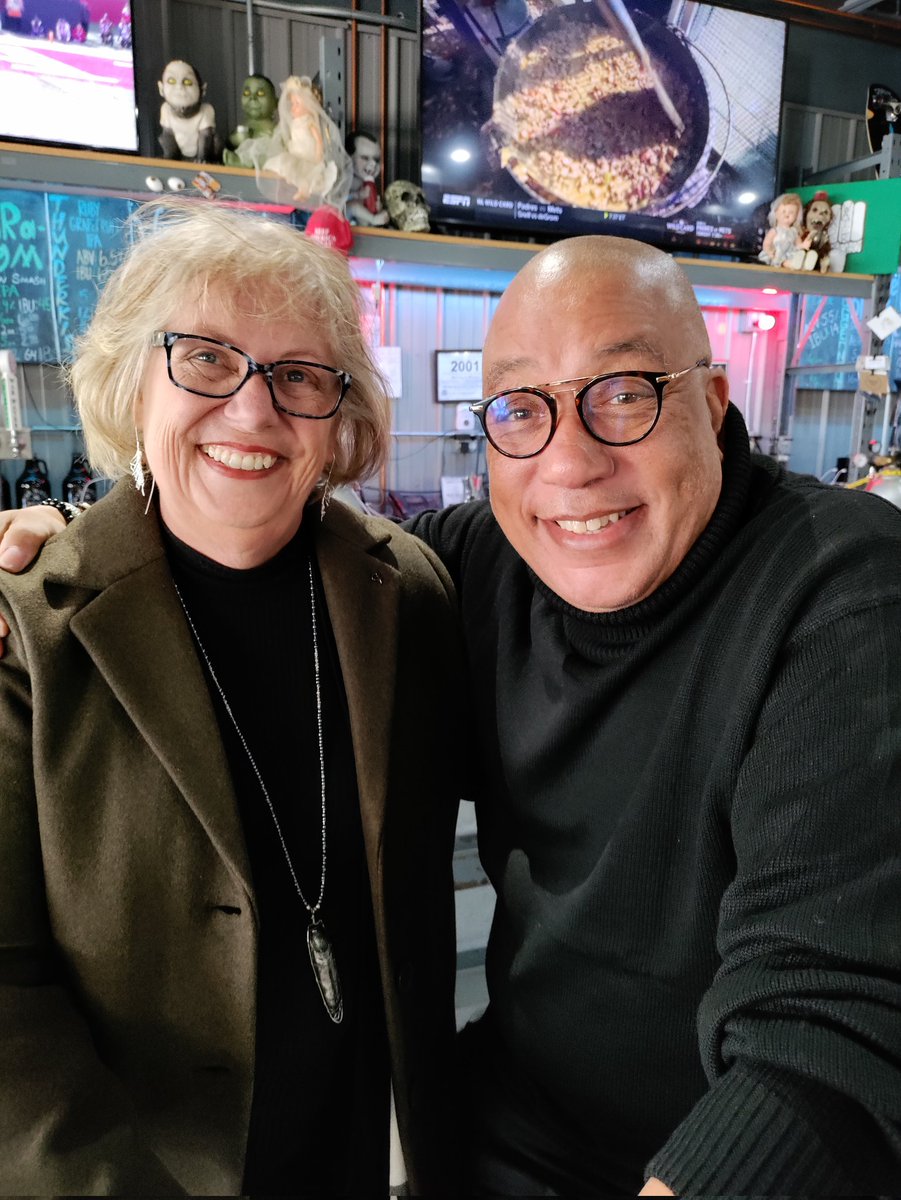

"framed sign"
[435, 349, 483, 403]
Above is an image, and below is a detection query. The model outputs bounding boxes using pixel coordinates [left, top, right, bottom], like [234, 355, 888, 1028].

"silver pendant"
[308, 919, 343, 1024]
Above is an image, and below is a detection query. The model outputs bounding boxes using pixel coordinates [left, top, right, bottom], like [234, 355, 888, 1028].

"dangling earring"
[143, 477, 157, 517]
[130, 428, 146, 495]
[320, 456, 335, 522]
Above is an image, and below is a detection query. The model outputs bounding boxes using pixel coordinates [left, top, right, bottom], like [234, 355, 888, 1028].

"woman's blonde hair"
[68, 199, 389, 488]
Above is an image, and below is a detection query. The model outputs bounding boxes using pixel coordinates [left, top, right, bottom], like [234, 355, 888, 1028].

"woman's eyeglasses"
[151, 331, 352, 420]
[469, 359, 709, 459]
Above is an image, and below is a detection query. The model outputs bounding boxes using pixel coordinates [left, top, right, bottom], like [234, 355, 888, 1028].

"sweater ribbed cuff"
[645, 1066, 864, 1195]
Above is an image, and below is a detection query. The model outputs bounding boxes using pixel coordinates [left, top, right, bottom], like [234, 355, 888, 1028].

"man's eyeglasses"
[151, 331, 352, 419]
[469, 359, 710, 459]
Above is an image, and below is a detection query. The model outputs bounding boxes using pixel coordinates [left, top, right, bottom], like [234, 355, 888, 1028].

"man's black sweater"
[409, 406, 901, 1195]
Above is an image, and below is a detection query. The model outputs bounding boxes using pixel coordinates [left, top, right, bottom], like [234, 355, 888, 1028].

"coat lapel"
[42, 489, 399, 909]
[315, 503, 399, 865]
[47, 483, 254, 901]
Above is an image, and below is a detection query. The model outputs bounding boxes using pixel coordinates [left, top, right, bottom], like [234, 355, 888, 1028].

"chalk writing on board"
[0, 191, 58, 362]
[48, 193, 132, 360]
[0, 189, 134, 363]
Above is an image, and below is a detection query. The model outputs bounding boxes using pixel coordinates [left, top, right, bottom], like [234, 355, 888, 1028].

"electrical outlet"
[455, 403, 477, 433]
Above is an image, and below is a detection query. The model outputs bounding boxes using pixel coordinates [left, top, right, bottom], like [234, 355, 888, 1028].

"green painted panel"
[798, 178, 901, 275]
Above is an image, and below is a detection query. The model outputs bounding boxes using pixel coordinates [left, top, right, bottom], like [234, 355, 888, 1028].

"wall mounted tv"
[0, 1, 138, 153]
[421, 0, 786, 256]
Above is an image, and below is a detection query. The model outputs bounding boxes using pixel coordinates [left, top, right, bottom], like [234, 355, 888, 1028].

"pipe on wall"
[244, 0, 411, 29]
[245, 0, 256, 76]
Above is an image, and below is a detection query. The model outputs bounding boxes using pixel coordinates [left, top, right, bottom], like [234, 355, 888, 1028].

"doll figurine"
[254, 75, 352, 211]
[345, 131, 389, 227]
[222, 75, 278, 167]
[158, 59, 218, 163]
[797, 191, 833, 273]
[758, 193, 803, 268]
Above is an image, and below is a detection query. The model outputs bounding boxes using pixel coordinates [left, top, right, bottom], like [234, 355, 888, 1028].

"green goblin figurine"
[222, 75, 278, 167]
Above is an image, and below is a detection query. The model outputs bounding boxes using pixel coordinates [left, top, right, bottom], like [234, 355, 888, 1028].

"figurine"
[99, 11, 112, 43]
[158, 59, 218, 163]
[384, 180, 430, 233]
[758, 193, 803, 268]
[345, 131, 389, 227]
[222, 75, 278, 167]
[55, 17, 70, 41]
[254, 75, 352, 211]
[797, 190, 833, 273]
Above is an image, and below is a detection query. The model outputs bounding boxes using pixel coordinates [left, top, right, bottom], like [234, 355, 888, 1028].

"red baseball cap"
[305, 207, 354, 256]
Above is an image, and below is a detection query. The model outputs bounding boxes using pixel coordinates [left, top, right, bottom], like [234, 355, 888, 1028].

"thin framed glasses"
[151, 331, 352, 419]
[469, 359, 709, 459]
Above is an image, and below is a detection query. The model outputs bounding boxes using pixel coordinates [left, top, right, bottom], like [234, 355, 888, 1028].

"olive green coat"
[0, 481, 463, 1195]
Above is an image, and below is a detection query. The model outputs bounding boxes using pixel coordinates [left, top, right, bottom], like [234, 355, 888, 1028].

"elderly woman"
[0, 202, 463, 1195]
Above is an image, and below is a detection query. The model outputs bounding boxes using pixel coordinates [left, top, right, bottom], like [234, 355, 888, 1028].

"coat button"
[370, 570, 383, 584]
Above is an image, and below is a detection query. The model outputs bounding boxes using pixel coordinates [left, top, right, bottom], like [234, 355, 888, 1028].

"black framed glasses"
[469, 359, 709, 459]
[151, 331, 352, 419]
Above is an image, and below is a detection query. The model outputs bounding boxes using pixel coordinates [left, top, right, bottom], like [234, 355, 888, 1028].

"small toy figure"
[55, 17, 71, 41]
[384, 180, 430, 233]
[345, 131, 390, 227]
[798, 190, 833, 273]
[30, 15, 43, 36]
[758, 193, 803, 268]
[192, 170, 221, 200]
[254, 75, 352, 211]
[99, 11, 112, 44]
[222, 75, 278, 167]
[158, 59, 218, 163]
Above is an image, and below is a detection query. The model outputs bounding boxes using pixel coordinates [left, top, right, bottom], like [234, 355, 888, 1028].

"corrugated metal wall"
[778, 101, 870, 189]
[358, 278, 501, 499]
[161, 0, 420, 184]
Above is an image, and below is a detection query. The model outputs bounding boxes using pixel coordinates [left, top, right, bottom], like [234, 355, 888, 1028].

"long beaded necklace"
[173, 559, 343, 1024]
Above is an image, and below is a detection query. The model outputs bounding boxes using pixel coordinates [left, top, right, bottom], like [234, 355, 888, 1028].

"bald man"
[2, 238, 901, 1196]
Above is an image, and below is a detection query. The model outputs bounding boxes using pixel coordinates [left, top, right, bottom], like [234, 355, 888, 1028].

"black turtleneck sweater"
[165, 522, 388, 1196]
[408, 405, 901, 1196]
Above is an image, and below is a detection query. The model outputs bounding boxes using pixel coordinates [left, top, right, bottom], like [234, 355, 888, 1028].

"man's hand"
[639, 1178, 675, 1196]
[0, 505, 65, 574]
[0, 506, 66, 659]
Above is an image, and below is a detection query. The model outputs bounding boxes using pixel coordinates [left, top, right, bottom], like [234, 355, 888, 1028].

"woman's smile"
[201, 442, 280, 472]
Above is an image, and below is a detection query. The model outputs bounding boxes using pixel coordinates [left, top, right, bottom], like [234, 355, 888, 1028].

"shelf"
[0, 141, 278, 208]
[0, 142, 878, 299]
[350, 227, 877, 299]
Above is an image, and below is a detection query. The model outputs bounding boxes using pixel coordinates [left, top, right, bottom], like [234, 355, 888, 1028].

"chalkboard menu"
[0, 190, 133, 363]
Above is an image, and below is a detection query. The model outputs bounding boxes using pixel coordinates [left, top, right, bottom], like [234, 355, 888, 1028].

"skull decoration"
[384, 180, 430, 233]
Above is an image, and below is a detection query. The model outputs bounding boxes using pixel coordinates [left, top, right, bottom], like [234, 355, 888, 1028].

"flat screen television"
[0, 1, 138, 152]
[421, 0, 786, 256]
